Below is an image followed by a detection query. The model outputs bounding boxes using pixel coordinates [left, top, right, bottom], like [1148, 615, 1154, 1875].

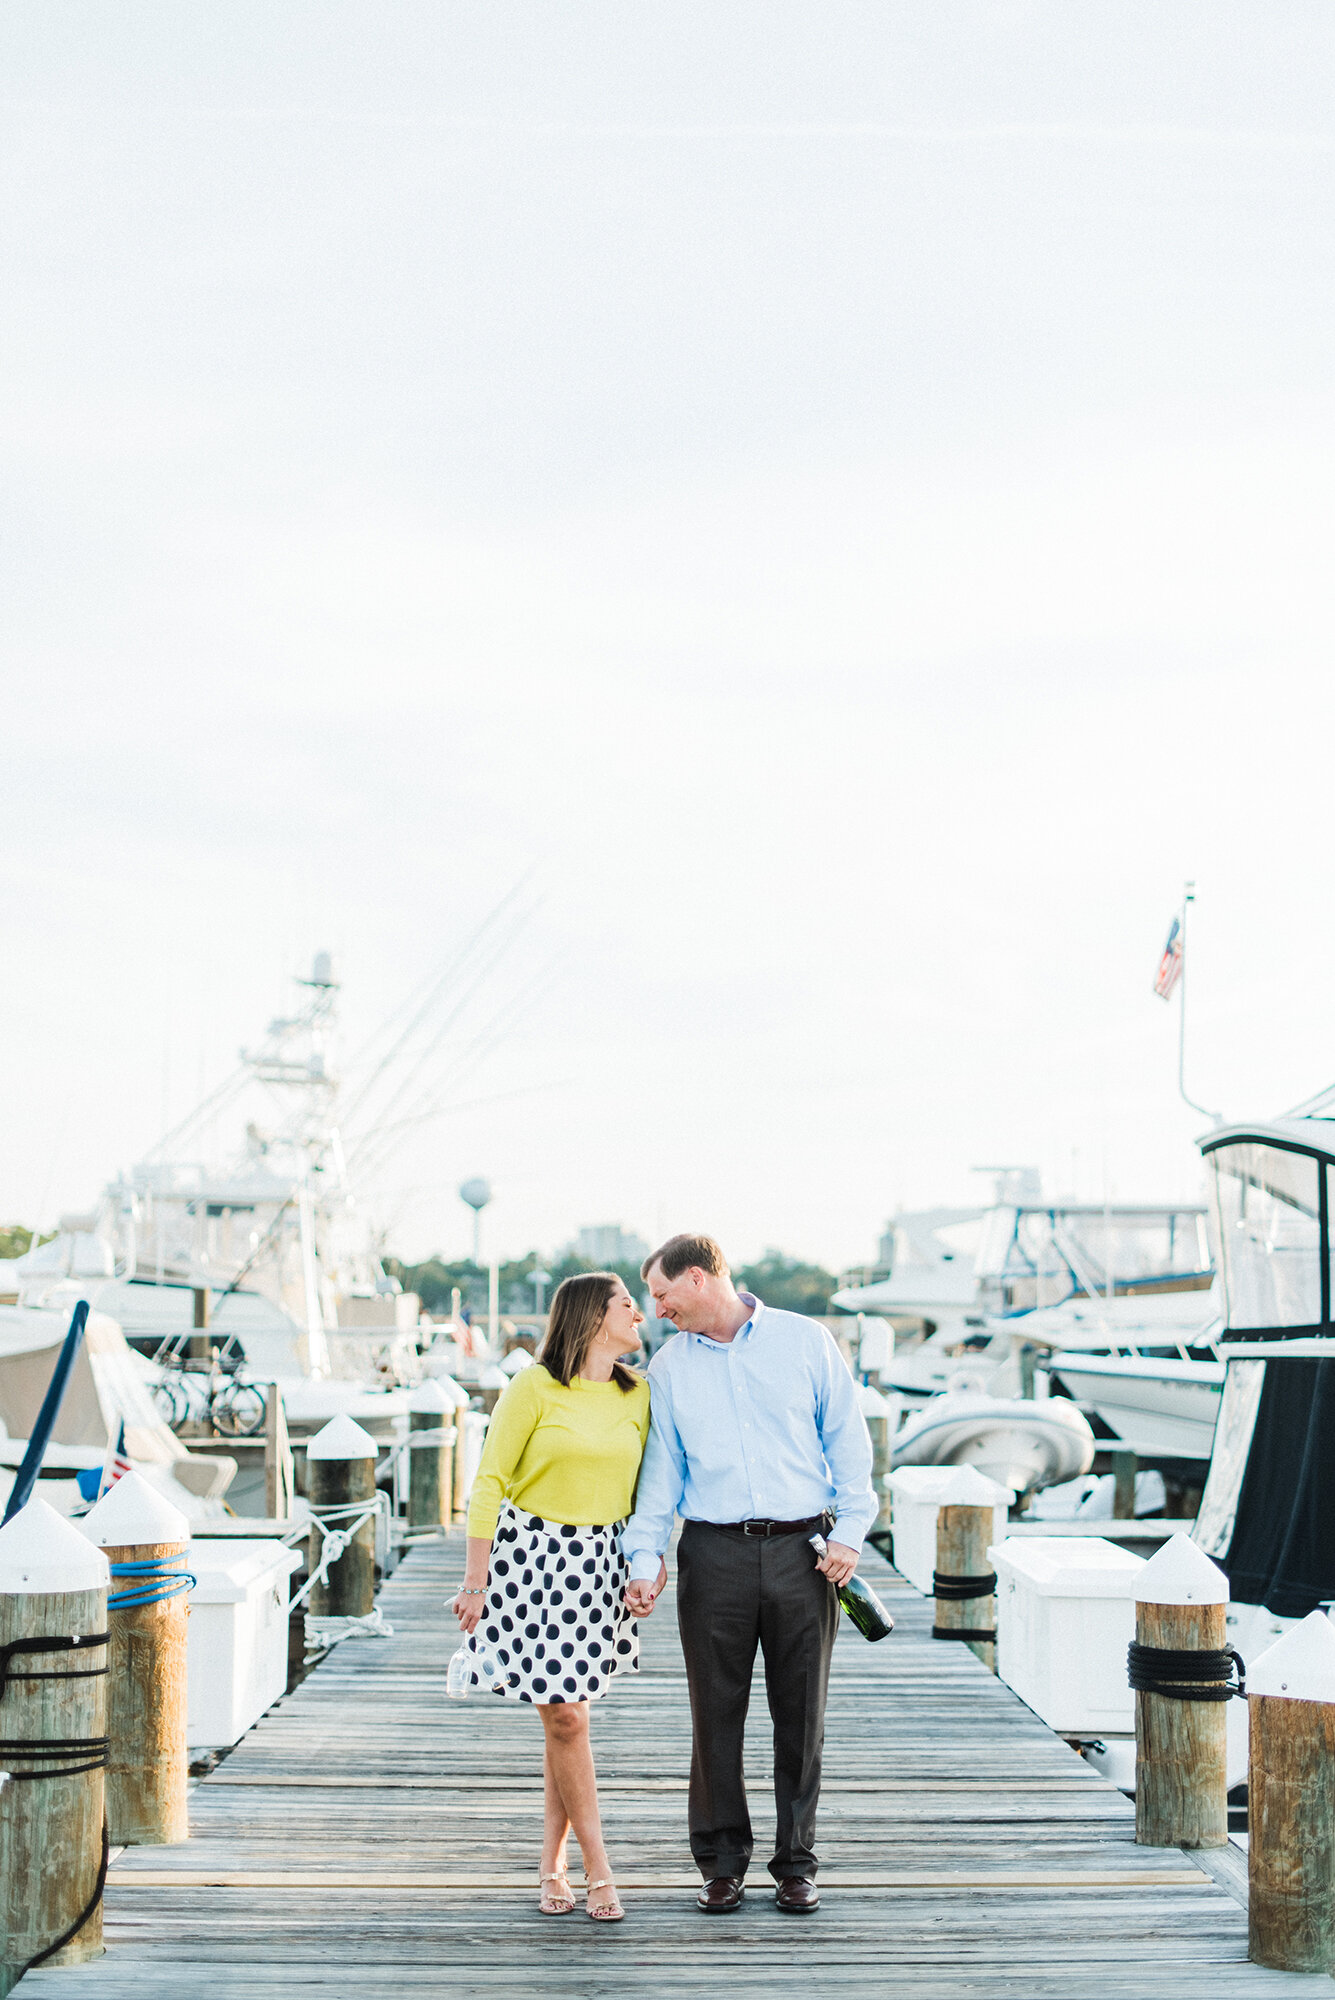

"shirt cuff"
[627, 1550, 662, 1584]
[830, 1518, 867, 1553]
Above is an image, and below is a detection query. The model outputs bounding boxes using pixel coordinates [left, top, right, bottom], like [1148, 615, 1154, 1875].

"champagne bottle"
[809, 1535, 894, 1642]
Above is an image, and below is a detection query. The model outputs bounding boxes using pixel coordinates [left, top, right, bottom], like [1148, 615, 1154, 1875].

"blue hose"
[107, 1555, 196, 1610]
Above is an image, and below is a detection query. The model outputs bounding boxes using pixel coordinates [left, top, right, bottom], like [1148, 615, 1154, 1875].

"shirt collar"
[689, 1292, 764, 1349]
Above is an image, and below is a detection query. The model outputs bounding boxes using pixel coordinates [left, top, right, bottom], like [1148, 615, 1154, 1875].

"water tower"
[459, 1178, 492, 1265]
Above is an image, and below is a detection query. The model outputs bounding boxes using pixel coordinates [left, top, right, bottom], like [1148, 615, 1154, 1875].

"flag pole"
[1177, 881, 1220, 1121]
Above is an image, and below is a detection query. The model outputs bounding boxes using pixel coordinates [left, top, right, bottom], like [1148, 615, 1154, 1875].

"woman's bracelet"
[457, 1586, 485, 1595]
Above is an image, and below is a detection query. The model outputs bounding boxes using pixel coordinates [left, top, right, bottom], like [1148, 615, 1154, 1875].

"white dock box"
[887, 1466, 1012, 1596]
[186, 1538, 303, 1750]
[989, 1535, 1145, 1735]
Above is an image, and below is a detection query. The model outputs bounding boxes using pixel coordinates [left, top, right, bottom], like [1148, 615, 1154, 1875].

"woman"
[452, 1271, 650, 1923]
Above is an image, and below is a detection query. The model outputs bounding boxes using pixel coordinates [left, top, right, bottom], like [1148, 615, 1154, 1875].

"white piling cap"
[0, 1496, 111, 1594]
[478, 1365, 509, 1390]
[408, 1379, 455, 1414]
[78, 1469, 189, 1549]
[306, 1413, 379, 1461]
[857, 1384, 896, 1418]
[1249, 1611, 1335, 1703]
[438, 1374, 471, 1408]
[931, 1465, 1015, 1507]
[1135, 1531, 1229, 1606]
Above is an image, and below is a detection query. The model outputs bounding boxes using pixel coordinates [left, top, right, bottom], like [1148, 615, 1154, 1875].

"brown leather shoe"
[775, 1877, 819, 1913]
[697, 1876, 745, 1913]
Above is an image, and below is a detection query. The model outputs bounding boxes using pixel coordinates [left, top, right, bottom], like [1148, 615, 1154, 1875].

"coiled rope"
[1127, 1641, 1247, 1703]
[289, 1496, 384, 1613]
[108, 1554, 196, 1611]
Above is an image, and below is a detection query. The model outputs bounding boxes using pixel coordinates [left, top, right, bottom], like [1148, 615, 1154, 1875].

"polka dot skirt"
[459, 1502, 640, 1704]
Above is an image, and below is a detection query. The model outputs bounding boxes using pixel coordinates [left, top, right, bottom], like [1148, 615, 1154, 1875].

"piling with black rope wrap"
[305, 1414, 379, 1618]
[407, 1380, 455, 1533]
[79, 1471, 192, 1846]
[0, 1497, 110, 1993]
[1130, 1533, 1234, 1850]
[931, 1465, 1004, 1672]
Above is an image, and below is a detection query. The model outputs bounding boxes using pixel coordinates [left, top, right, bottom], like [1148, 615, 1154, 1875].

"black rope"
[933, 1570, 997, 1601]
[0, 1631, 110, 1704]
[0, 1736, 110, 1780]
[22, 1820, 110, 1972]
[1127, 1641, 1247, 1702]
[932, 1626, 997, 1642]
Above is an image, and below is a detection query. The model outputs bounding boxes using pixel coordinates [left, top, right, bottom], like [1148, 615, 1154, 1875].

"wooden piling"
[305, 1415, 379, 1619]
[407, 1381, 455, 1533]
[441, 1381, 472, 1521]
[1247, 1610, 1335, 1972]
[934, 1502, 996, 1671]
[187, 1286, 211, 1364]
[857, 1385, 895, 1536]
[1112, 1449, 1138, 1521]
[80, 1472, 191, 1847]
[1132, 1533, 1230, 1850]
[264, 1384, 295, 1521]
[868, 1416, 892, 1532]
[1134, 1599, 1228, 1846]
[0, 1498, 110, 1992]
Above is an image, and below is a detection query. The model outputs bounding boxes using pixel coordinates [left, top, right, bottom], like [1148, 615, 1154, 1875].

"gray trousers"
[675, 1520, 839, 1883]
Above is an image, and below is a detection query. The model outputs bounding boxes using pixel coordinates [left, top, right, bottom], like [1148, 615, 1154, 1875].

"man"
[623, 1233, 876, 1915]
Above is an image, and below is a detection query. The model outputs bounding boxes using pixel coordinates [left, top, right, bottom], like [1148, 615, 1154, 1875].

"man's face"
[646, 1262, 708, 1332]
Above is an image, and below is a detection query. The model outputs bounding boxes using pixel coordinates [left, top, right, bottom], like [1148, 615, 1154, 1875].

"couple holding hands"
[451, 1232, 877, 1923]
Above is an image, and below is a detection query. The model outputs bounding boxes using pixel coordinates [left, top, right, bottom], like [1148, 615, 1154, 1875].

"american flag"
[99, 1419, 131, 1497]
[1154, 916, 1183, 1000]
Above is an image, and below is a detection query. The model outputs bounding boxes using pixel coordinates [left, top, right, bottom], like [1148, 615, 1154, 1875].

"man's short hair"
[641, 1233, 729, 1283]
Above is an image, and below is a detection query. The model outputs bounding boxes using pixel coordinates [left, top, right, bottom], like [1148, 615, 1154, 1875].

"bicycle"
[150, 1342, 268, 1438]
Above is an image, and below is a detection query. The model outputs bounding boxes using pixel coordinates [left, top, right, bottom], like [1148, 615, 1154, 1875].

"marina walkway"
[24, 1536, 1331, 1999]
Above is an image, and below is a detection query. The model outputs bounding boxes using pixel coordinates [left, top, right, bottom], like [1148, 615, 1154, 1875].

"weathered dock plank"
[20, 1536, 1330, 1997]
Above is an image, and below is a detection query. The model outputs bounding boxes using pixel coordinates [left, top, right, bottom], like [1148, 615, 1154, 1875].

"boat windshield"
[1209, 1142, 1322, 1331]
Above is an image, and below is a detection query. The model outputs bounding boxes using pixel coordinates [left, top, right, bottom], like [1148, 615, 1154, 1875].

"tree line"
[383, 1247, 839, 1319]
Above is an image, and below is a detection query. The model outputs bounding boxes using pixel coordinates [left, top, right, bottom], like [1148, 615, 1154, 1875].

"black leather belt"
[713, 1513, 832, 1538]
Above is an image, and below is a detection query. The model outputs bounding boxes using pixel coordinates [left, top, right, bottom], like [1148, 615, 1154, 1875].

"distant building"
[568, 1224, 651, 1268]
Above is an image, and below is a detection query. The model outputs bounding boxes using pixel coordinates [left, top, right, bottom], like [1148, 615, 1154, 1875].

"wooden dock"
[22, 1536, 1331, 1997]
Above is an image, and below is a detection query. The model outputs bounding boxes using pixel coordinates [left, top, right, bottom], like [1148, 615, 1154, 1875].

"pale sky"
[3, 4, 1333, 1273]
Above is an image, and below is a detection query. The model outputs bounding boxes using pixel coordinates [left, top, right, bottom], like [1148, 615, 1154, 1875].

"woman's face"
[601, 1280, 645, 1357]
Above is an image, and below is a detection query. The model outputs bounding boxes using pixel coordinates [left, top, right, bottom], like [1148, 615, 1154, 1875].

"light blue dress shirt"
[622, 1294, 877, 1584]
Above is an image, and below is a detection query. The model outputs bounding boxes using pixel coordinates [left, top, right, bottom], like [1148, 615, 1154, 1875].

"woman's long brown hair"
[539, 1272, 640, 1392]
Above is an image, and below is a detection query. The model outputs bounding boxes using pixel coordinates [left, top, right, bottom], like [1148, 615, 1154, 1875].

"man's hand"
[625, 1560, 667, 1617]
[814, 1541, 859, 1588]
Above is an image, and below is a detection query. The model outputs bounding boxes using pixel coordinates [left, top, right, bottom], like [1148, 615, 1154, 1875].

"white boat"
[0, 1298, 236, 1521]
[835, 1177, 1216, 1445]
[0, 952, 493, 1438]
[890, 1391, 1095, 1495]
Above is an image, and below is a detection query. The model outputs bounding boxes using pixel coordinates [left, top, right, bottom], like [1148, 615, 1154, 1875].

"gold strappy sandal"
[586, 1877, 624, 1923]
[539, 1870, 575, 1915]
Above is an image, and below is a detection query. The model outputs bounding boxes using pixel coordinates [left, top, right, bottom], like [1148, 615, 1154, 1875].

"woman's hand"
[625, 1559, 667, 1617]
[453, 1536, 493, 1632]
[453, 1586, 485, 1633]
